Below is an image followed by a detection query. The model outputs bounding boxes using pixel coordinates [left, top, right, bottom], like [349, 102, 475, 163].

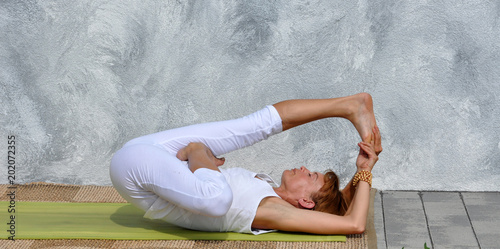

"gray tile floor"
[373, 191, 500, 249]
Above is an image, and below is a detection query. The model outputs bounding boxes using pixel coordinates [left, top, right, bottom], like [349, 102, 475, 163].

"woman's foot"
[345, 93, 377, 143]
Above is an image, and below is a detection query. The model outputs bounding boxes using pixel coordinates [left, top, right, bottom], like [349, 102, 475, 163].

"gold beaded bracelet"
[352, 170, 372, 188]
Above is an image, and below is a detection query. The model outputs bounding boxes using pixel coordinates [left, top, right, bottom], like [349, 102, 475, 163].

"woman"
[110, 92, 382, 235]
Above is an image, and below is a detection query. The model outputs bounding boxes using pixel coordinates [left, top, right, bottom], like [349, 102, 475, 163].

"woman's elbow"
[351, 223, 366, 234]
[345, 216, 366, 234]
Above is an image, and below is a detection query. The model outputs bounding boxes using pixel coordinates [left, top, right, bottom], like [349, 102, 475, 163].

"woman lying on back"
[110, 93, 382, 235]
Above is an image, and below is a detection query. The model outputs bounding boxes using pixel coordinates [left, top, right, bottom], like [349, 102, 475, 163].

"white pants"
[109, 106, 283, 217]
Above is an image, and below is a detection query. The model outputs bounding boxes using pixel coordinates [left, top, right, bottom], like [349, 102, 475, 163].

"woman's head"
[276, 166, 325, 209]
[276, 167, 346, 215]
[311, 170, 348, 216]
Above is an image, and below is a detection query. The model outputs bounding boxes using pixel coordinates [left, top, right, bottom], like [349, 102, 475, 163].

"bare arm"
[254, 181, 371, 234]
[254, 135, 379, 234]
[341, 176, 356, 213]
[344, 126, 382, 215]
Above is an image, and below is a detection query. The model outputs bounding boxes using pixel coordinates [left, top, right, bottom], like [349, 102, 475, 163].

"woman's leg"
[272, 92, 377, 142]
[272, 93, 381, 207]
[124, 105, 282, 157]
[111, 93, 378, 217]
[110, 143, 233, 217]
[110, 106, 283, 216]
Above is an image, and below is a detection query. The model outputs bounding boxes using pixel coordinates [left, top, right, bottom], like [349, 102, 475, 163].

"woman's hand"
[176, 143, 225, 172]
[355, 126, 382, 172]
[177, 142, 225, 166]
[373, 126, 383, 156]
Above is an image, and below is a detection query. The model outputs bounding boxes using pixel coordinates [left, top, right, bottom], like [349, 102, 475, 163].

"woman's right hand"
[355, 126, 382, 171]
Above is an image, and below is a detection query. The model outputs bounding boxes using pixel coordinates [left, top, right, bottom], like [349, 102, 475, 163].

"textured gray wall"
[1, 0, 499, 190]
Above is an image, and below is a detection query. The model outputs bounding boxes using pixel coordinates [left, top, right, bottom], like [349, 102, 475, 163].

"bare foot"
[347, 93, 377, 142]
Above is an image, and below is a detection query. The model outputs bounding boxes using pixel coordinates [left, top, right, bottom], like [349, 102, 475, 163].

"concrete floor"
[373, 191, 500, 249]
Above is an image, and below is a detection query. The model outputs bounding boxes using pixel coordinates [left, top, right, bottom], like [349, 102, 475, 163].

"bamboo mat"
[0, 183, 377, 249]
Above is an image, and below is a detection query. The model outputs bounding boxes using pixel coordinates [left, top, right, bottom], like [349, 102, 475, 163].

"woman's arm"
[343, 126, 382, 215]
[341, 176, 356, 213]
[254, 135, 379, 234]
[254, 182, 371, 234]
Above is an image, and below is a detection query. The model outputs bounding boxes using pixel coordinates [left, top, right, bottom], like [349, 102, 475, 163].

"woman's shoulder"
[258, 196, 289, 207]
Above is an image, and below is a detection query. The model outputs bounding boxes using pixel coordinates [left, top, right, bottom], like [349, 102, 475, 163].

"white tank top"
[144, 167, 280, 234]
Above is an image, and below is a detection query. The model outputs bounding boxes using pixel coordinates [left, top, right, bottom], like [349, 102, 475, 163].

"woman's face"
[280, 166, 325, 200]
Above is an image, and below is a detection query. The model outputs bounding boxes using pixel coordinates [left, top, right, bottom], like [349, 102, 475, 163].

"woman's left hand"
[176, 143, 225, 167]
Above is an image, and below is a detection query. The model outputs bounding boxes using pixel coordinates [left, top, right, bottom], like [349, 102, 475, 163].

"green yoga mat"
[1, 201, 345, 242]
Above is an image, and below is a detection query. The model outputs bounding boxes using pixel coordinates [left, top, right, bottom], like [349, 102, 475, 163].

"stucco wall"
[1, 0, 499, 190]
